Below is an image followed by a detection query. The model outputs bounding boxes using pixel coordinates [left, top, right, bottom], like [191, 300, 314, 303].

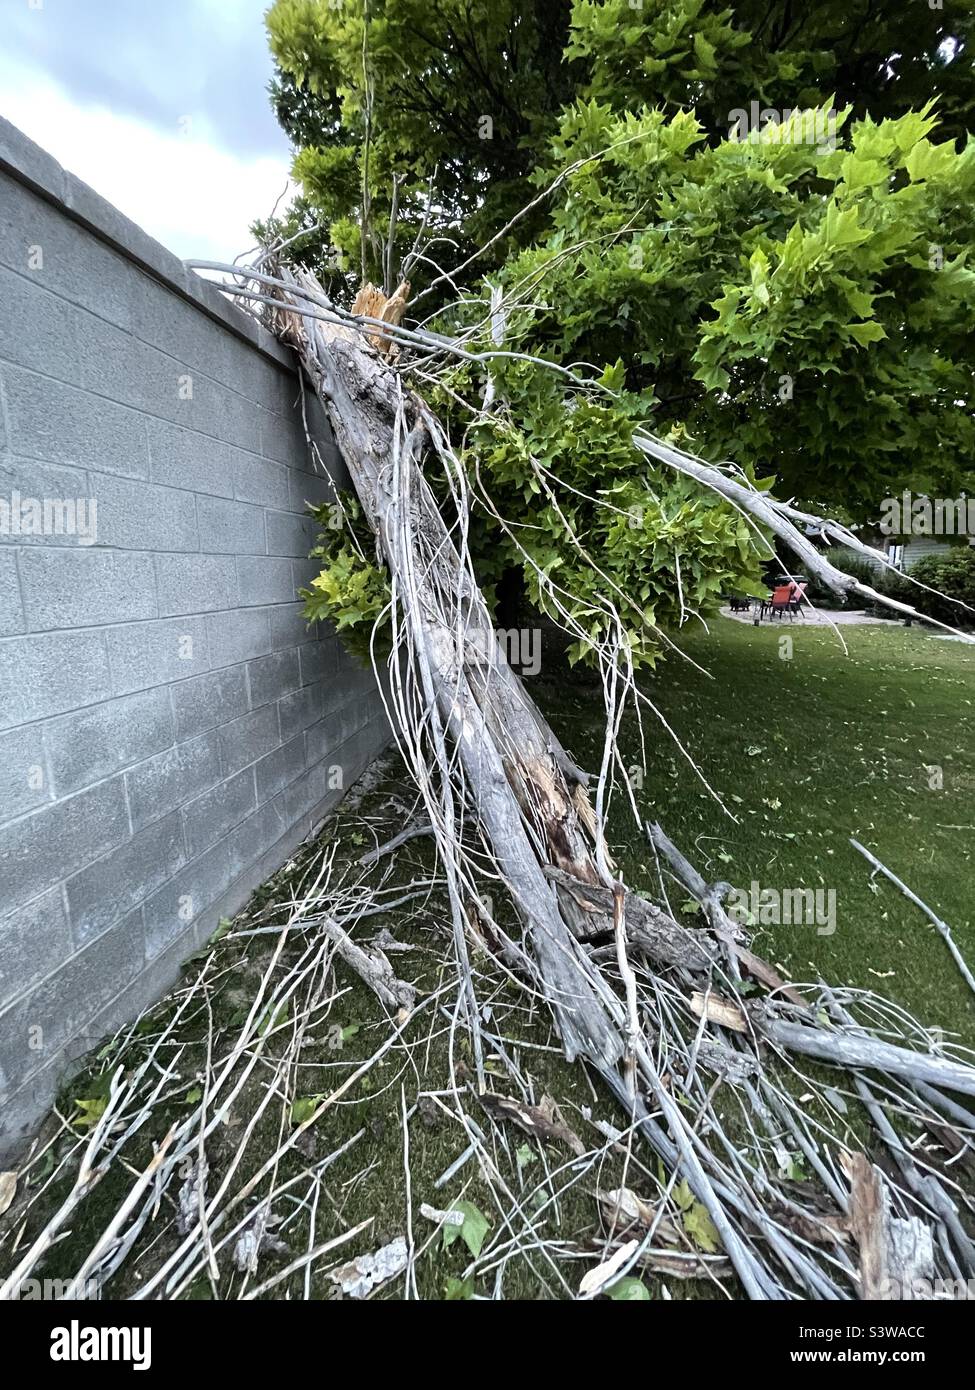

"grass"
[3, 759, 624, 1302]
[3, 614, 973, 1300]
[534, 615, 975, 1046]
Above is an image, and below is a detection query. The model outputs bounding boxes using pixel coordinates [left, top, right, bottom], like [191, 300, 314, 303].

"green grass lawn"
[535, 616, 975, 1046]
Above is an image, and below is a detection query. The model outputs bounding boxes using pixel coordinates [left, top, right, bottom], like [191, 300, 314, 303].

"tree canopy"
[265, 0, 975, 658]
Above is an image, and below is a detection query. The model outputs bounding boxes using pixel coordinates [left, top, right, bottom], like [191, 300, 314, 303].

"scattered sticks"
[851, 837, 975, 997]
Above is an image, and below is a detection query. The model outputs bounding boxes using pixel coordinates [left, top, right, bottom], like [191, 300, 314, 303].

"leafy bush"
[904, 547, 975, 628]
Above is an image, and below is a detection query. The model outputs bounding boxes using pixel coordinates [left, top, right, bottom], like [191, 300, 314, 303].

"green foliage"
[606, 1276, 652, 1300]
[265, 0, 973, 285]
[443, 1200, 490, 1259]
[276, 2, 975, 659]
[494, 98, 975, 516]
[301, 497, 391, 657]
[265, 0, 575, 291]
[434, 354, 769, 666]
[905, 547, 975, 628]
[570, 0, 975, 147]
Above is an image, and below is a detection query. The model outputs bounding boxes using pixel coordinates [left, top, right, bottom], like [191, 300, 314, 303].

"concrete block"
[0, 266, 82, 385]
[206, 607, 270, 670]
[146, 418, 235, 497]
[61, 159, 194, 298]
[288, 466, 337, 514]
[219, 704, 280, 778]
[322, 724, 390, 804]
[170, 665, 248, 741]
[0, 453, 92, 551]
[142, 840, 232, 961]
[0, 174, 138, 330]
[0, 911, 144, 1095]
[76, 311, 234, 432]
[0, 551, 24, 635]
[227, 796, 288, 880]
[126, 730, 222, 834]
[292, 557, 322, 593]
[173, 377, 266, 452]
[254, 733, 306, 803]
[0, 887, 72, 1011]
[0, 776, 129, 915]
[237, 556, 296, 607]
[155, 553, 237, 617]
[277, 682, 324, 742]
[207, 332, 289, 409]
[233, 453, 289, 509]
[92, 473, 199, 552]
[248, 648, 300, 709]
[261, 408, 308, 466]
[269, 602, 316, 652]
[298, 639, 337, 687]
[282, 760, 329, 824]
[45, 686, 175, 797]
[1, 364, 149, 478]
[304, 707, 349, 767]
[0, 122, 66, 207]
[0, 723, 50, 819]
[19, 548, 158, 630]
[0, 629, 110, 730]
[195, 494, 266, 555]
[66, 812, 185, 947]
[182, 767, 256, 860]
[129, 283, 254, 390]
[106, 616, 209, 695]
[265, 509, 318, 558]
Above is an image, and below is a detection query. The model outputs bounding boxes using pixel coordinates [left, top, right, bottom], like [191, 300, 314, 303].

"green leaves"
[442, 1200, 490, 1259]
[291, 1095, 323, 1125]
[606, 1276, 652, 1300]
[848, 320, 887, 347]
[905, 138, 958, 185]
[673, 1179, 721, 1253]
[72, 1097, 108, 1130]
[443, 1276, 476, 1300]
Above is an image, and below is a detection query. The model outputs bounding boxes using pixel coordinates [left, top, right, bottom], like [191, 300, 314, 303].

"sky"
[0, 0, 295, 264]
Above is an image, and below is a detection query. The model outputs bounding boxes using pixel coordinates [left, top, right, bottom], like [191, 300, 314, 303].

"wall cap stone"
[0, 115, 294, 373]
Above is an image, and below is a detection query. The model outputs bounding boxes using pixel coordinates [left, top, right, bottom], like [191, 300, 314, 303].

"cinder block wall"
[0, 118, 390, 1156]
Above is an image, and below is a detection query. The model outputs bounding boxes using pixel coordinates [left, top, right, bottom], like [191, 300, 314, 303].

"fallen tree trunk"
[213, 262, 975, 1300]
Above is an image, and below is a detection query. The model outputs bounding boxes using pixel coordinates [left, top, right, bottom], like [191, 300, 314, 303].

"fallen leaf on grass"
[480, 1092, 586, 1156]
[329, 1236, 408, 1298]
[689, 990, 748, 1033]
[607, 1276, 651, 1300]
[442, 1200, 489, 1259]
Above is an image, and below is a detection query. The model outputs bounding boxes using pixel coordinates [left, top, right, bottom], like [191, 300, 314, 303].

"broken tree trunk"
[285, 279, 624, 1068]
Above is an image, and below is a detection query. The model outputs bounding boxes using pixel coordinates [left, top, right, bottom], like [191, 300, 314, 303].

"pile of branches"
[176, 246, 975, 1300]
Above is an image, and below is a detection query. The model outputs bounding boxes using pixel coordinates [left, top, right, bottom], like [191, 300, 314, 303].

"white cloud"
[0, 63, 294, 266]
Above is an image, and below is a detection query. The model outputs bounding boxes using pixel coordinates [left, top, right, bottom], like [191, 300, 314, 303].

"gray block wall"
[0, 118, 391, 1157]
